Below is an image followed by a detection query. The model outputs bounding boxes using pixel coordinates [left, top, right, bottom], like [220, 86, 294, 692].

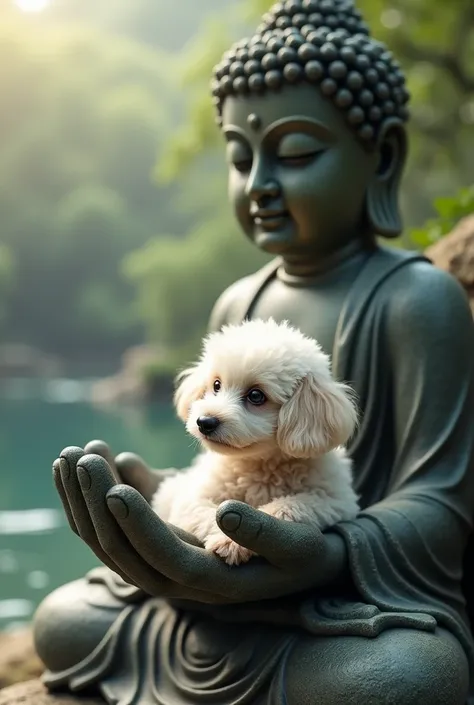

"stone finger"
[52, 458, 78, 536]
[114, 452, 162, 501]
[58, 449, 129, 581]
[59, 446, 96, 540]
[216, 499, 323, 568]
[77, 457, 175, 594]
[84, 440, 120, 482]
[106, 485, 238, 599]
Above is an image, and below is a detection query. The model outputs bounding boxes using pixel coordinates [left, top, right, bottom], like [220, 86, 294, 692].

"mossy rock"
[427, 214, 474, 314]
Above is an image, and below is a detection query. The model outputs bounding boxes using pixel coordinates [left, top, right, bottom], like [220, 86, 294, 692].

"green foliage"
[0, 244, 15, 325]
[123, 180, 270, 359]
[156, 17, 242, 182]
[141, 356, 180, 383]
[0, 16, 190, 360]
[409, 184, 474, 248]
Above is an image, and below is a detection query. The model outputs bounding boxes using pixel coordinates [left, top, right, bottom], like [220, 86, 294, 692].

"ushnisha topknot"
[211, 0, 410, 149]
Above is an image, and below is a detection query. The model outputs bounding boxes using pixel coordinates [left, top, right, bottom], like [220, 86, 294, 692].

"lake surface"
[0, 380, 194, 632]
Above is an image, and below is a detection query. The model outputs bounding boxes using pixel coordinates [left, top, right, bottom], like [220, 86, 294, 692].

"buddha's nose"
[247, 172, 281, 203]
[196, 416, 221, 435]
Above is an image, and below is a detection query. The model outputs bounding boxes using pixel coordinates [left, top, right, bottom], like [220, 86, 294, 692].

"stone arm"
[332, 264, 474, 648]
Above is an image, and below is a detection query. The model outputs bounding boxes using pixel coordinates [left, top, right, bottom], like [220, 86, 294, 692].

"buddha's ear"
[366, 119, 407, 239]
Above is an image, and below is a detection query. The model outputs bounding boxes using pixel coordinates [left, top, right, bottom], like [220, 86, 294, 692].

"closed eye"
[233, 159, 253, 173]
[278, 151, 325, 168]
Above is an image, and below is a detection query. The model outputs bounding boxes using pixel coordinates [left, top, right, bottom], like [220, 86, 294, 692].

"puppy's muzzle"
[196, 416, 221, 436]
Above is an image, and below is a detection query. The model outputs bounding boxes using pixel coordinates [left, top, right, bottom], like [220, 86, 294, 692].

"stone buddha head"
[211, 0, 410, 260]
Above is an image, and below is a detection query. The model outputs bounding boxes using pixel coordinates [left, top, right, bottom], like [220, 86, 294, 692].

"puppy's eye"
[246, 388, 266, 406]
[213, 380, 221, 393]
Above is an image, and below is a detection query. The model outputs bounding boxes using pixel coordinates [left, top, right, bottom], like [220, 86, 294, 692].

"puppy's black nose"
[197, 416, 220, 435]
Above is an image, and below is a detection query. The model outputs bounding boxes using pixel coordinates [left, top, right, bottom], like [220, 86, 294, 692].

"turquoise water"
[0, 383, 193, 632]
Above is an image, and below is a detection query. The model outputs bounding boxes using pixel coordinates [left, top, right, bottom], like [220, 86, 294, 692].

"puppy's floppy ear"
[277, 374, 358, 458]
[174, 365, 206, 422]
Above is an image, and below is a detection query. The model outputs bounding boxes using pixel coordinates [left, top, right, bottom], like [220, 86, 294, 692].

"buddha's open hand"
[54, 445, 348, 604]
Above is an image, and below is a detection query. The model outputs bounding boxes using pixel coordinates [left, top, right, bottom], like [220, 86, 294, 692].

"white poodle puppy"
[152, 318, 359, 565]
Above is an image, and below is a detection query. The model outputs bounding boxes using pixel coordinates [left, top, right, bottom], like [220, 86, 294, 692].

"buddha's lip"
[251, 209, 288, 219]
[253, 211, 290, 231]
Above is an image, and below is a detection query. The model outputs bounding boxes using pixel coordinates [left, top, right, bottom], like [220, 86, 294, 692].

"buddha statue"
[33, 1, 474, 703]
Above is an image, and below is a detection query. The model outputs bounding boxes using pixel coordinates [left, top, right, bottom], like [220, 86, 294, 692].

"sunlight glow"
[14, 0, 51, 13]
[380, 8, 402, 29]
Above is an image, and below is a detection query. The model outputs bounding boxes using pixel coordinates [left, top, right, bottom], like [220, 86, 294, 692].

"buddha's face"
[222, 83, 380, 258]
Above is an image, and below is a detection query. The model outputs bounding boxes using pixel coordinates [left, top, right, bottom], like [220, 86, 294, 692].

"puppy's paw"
[205, 532, 255, 566]
[260, 501, 295, 522]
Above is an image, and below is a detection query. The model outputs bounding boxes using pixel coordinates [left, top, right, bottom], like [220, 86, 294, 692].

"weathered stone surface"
[427, 214, 474, 314]
[0, 631, 43, 690]
[0, 680, 103, 705]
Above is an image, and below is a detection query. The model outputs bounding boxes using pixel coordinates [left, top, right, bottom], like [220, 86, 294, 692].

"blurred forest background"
[0, 0, 473, 379]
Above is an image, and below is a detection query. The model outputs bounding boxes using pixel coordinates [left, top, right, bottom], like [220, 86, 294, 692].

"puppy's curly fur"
[152, 319, 360, 565]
